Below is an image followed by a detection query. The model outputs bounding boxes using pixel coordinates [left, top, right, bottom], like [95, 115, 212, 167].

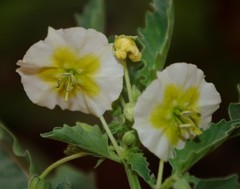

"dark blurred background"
[1, 0, 240, 188]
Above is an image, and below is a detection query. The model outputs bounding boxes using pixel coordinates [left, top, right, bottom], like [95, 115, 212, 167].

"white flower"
[17, 27, 123, 117]
[133, 63, 221, 161]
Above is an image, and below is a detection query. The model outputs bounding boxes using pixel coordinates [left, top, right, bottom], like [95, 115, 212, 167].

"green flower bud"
[123, 102, 135, 122]
[28, 176, 52, 189]
[173, 178, 191, 189]
[132, 85, 141, 102]
[123, 131, 137, 147]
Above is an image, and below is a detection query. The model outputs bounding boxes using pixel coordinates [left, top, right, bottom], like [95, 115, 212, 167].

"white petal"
[17, 67, 56, 109]
[133, 120, 175, 161]
[45, 27, 67, 47]
[134, 78, 164, 120]
[20, 41, 54, 67]
[157, 63, 205, 88]
[198, 82, 221, 129]
[60, 27, 87, 50]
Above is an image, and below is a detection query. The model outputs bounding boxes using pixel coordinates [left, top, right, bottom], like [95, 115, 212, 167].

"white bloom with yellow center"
[133, 63, 221, 161]
[17, 27, 123, 117]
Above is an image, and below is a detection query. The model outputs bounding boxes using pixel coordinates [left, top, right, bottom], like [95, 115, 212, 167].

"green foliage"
[41, 123, 111, 159]
[0, 147, 28, 189]
[169, 118, 240, 174]
[0, 122, 30, 188]
[229, 103, 240, 120]
[195, 175, 240, 189]
[28, 176, 52, 189]
[108, 106, 126, 135]
[136, 0, 174, 87]
[51, 166, 96, 189]
[54, 183, 71, 189]
[125, 152, 155, 187]
[75, 0, 105, 32]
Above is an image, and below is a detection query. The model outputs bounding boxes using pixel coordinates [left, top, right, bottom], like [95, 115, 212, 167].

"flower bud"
[114, 35, 141, 62]
[28, 176, 52, 189]
[123, 102, 135, 122]
[132, 85, 141, 102]
[123, 131, 137, 147]
[173, 178, 191, 189]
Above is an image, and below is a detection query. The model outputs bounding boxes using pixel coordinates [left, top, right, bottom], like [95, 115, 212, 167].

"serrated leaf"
[136, 0, 174, 87]
[126, 152, 155, 187]
[51, 166, 96, 189]
[41, 122, 110, 159]
[195, 175, 240, 189]
[169, 118, 240, 174]
[75, 0, 105, 32]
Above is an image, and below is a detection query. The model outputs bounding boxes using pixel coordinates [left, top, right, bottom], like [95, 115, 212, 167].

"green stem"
[39, 152, 88, 179]
[100, 116, 141, 189]
[155, 160, 165, 189]
[100, 116, 122, 156]
[120, 95, 126, 108]
[123, 60, 134, 103]
[124, 162, 142, 189]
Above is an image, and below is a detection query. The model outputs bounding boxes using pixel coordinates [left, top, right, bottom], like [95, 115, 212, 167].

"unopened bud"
[114, 35, 141, 62]
[173, 178, 191, 189]
[132, 85, 141, 102]
[123, 131, 137, 147]
[123, 102, 135, 122]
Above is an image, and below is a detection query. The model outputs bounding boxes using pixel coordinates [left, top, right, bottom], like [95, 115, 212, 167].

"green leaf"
[195, 175, 240, 189]
[126, 152, 155, 187]
[41, 122, 110, 159]
[75, 0, 105, 32]
[169, 118, 240, 174]
[54, 182, 71, 189]
[51, 165, 96, 189]
[0, 147, 28, 189]
[0, 121, 30, 188]
[136, 0, 174, 87]
[229, 102, 240, 120]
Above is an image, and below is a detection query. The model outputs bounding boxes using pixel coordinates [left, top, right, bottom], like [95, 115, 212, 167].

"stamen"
[179, 124, 192, 128]
[56, 72, 78, 101]
[174, 107, 202, 138]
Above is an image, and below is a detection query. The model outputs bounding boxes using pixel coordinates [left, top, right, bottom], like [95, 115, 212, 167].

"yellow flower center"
[38, 47, 100, 101]
[150, 84, 201, 146]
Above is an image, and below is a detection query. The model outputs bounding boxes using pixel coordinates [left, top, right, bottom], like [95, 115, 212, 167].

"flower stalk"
[123, 60, 134, 103]
[100, 115, 122, 156]
[155, 160, 165, 189]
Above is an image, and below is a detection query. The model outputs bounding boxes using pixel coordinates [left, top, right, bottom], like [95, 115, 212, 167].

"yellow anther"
[114, 35, 141, 62]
